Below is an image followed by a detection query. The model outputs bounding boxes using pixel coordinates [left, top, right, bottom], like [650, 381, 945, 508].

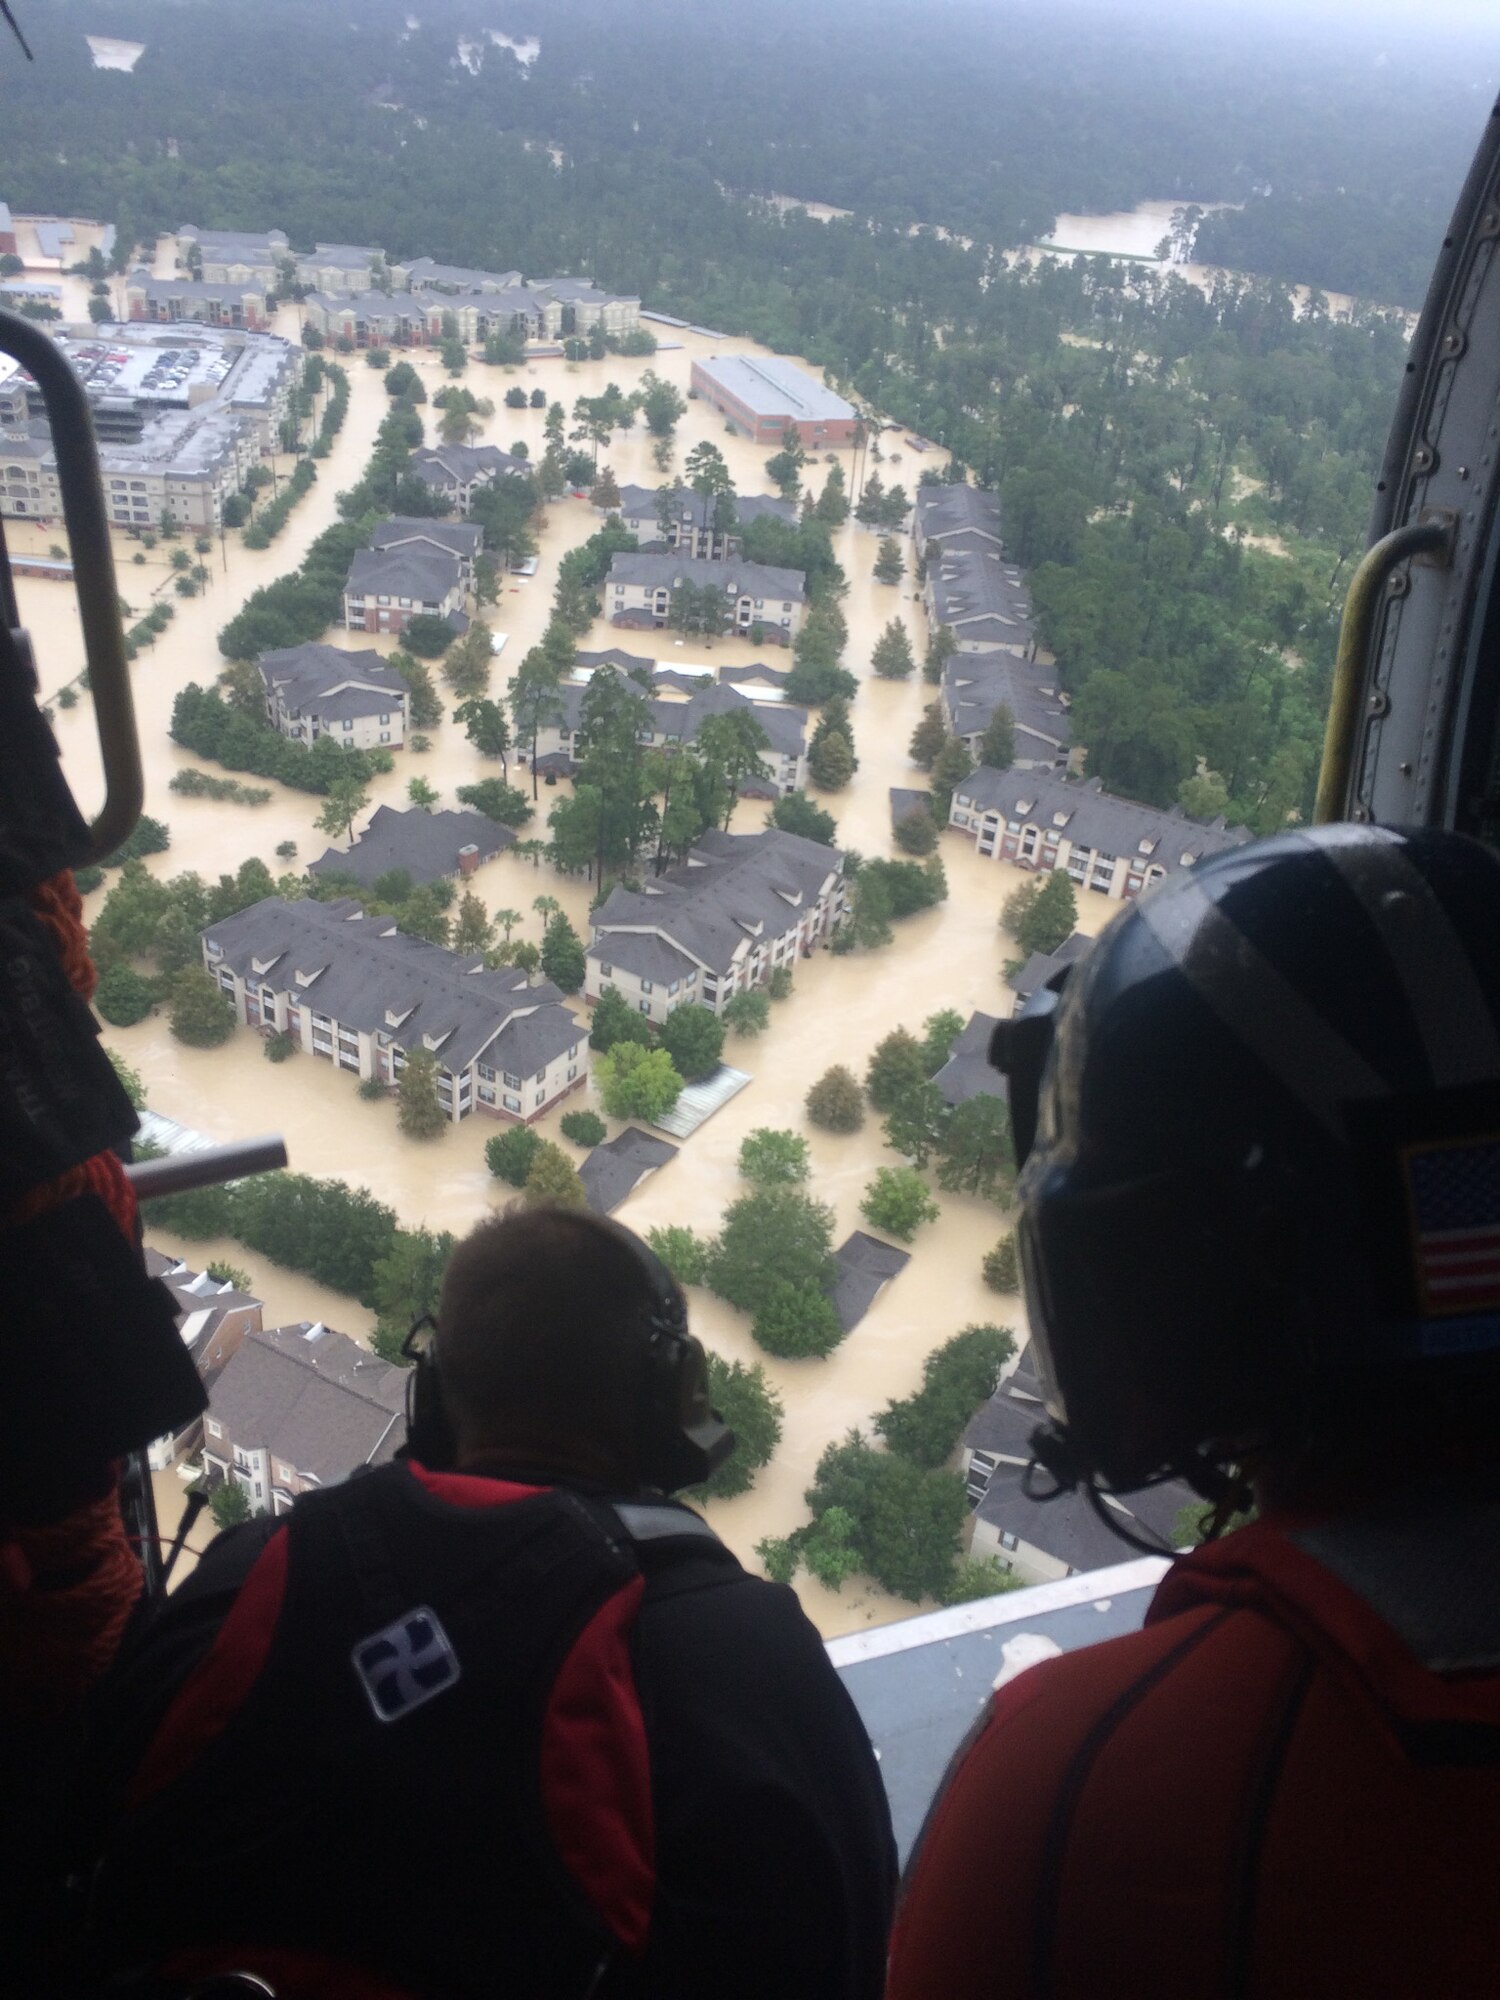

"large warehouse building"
[690, 353, 859, 447]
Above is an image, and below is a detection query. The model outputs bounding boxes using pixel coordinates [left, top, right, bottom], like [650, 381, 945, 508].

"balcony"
[827, 1556, 1167, 1860]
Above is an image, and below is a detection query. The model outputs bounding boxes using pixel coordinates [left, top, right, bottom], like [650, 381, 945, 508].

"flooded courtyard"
[19, 272, 1126, 1633]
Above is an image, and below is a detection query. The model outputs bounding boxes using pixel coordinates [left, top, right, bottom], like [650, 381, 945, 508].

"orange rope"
[1, 866, 143, 1715]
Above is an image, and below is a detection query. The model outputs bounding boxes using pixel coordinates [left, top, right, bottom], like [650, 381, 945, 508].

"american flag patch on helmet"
[1403, 1135, 1500, 1319]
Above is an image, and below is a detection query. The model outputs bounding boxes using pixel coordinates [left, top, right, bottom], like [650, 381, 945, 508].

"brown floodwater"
[25, 278, 1129, 1633]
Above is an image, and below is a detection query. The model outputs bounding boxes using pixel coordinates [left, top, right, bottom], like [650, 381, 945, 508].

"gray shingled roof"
[916, 483, 1003, 547]
[575, 647, 657, 677]
[345, 544, 462, 604]
[1007, 933, 1092, 1003]
[404, 257, 523, 292]
[308, 805, 513, 888]
[832, 1231, 911, 1331]
[580, 1128, 680, 1215]
[257, 643, 407, 725]
[595, 933, 700, 984]
[590, 826, 841, 977]
[203, 896, 575, 1075]
[209, 1322, 407, 1485]
[486, 1004, 584, 1078]
[607, 552, 806, 603]
[719, 663, 791, 691]
[130, 273, 266, 306]
[929, 545, 1033, 639]
[932, 1012, 1006, 1108]
[942, 652, 1070, 758]
[611, 485, 799, 535]
[369, 516, 483, 563]
[409, 444, 529, 489]
[890, 786, 933, 827]
[955, 768, 1252, 872]
[562, 665, 805, 768]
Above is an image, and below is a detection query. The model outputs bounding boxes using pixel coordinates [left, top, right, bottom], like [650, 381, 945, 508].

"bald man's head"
[435, 1207, 675, 1478]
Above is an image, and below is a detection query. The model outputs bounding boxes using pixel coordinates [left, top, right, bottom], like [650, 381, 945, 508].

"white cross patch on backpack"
[352, 1605, 461, 1723]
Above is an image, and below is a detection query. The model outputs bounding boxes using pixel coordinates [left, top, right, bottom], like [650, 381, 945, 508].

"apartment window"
[686, 970, 697, 985]
[479, 1085, 495, 1104]
[380, 732, 390, 743]
[399, 597, 411, 609]
[534, 1068, 546, 1084]
[566, 1066, 578, 1083]
[641, 979, 653, 995]
[503, 1093, 521, 1112]
[478, 1063, 495, 1083]
[568, 1043, 578, 1060]
[534, 1091, 545, 1107]
[205, 1418, 221, 1439]
[379, 712, 389, 724]
[378, 594, 390, 606]
[754, 599, 763, 609]
[599, 961, 612, 978]
[503, 1071, 520, 1089]
[342, 717, 353, 730]
[1001, 1531, 1019, 1552]
[638, 999, 651, 1014]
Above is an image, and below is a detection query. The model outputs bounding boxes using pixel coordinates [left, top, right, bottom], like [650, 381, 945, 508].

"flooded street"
[25, 280, 1128, 1632]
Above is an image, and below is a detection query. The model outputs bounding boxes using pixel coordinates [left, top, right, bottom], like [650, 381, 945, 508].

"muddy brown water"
[23, 267, 1131, 1631]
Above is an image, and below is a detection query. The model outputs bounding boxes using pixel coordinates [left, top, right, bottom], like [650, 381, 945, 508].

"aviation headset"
[401, 1214, 734, 1493]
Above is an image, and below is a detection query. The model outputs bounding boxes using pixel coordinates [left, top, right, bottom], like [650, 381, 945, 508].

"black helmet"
[994, 826, 1500, 1498]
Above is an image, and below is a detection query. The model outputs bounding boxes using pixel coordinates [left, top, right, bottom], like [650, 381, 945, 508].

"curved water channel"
[18, 247, 1129, 1633]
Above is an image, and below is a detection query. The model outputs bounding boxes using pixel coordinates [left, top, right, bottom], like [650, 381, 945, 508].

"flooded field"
[23, 292, 1126, 1632]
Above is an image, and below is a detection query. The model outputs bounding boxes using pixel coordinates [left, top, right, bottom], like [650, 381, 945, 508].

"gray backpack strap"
[611, 1500, 723, 1547]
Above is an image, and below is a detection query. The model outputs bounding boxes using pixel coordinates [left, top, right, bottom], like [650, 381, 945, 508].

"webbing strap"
[611, 1502, 721, 1546]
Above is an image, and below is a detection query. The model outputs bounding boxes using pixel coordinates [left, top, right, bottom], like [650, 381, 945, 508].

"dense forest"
[0, 0, 1472, 817]
[0, 0, 1494, 306]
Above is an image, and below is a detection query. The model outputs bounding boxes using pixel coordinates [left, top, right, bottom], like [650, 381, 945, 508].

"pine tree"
[814, 462, 849, 525]
[874, 536, 905, 585]
[593, 465, 622, 509]
[523, 1140, 589, 1209]
[540, 911, 586, 994]
[924, 624, 957, 685]
[397, 1047, 448, 1139]
[929, 734, 974, 824]
[451, 891, 494, 956]
[855, 471, 885, 527]
[866, 1028, 928, 1112]
[806, 1065, 865, 1132]
[872, 618, 915, 679]
[168, 966, 235, 1048]
[979, 704, 1016, 771]
[1003, 871, 1079, 957]
[909, 701, 949, 770]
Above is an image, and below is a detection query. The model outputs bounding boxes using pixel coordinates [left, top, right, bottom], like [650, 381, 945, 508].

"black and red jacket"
[82, 1459, 895, 1999]
[888, 1496, 1500, 1999]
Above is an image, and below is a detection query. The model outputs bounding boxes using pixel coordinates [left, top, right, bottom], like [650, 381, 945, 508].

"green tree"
[397, 1047, 448, 1139]
[540, 912, 587, 994]
[593, 464, 623, 509]
[894, 808, 938, 856]
[452, 891, 494, 957]
[205, 1260, 253, 1291]
[684, 439, 733, 499]
[442, 621, 493, 696]
[872, 618, 915, 679]
[391, 652, 443, 730]
[936, 1095, 1015, 1201]
[806, 1431, 968, 1601]
[638, 371, 687, 439]
[920, 1008, 965, 1074]
[510, 645, 566, 798]
[928, 734, 973, 824]
[315, 777, 369, 845]
[1178, 770, 1232, 820]
[589, 985, 654, 1053]
[168, 966, 235, 1048]
[861, 1166, 940, 1241]
[707, 1186, 838, 1319]
[874, 536, 905, 585]
[455, 697, 511, 768]
[808, 726, 855, 791]
[560, 1109, 607, 1148]
[866, 1028, 928, 1111]
[982, 1236, 1019, 1294]
[883, 1080, 950, 1167]
[107, 1047, 146, 1107]
[659, 1003, 726, 1080]
[594, 1042, 683, 1122]
[908, 703, 949, 771]
[1002, 871, 1079, 957]
[209, 1481, 253, 1529]
[688, 1355, 783, 1500]
[486, 1124, 542, 1185]
[814, 463, 849, 526]
[695, 709, 771, 827]
[806, 1065, 865, 1133]
[645, 1224, 710, 1287]
[738, 1127, 811, 1186]
[752, 1278, 845, 1360]
[722, 989, 770, 1036]
[941, 1557, 1025, 1605]
[839, 868, 893, 952]
[876, 1324, 1015, 1467]
[979, 705, 1017, 771]
[407, 776, 439, 812]
[523, 1140, 590, 1209]
[924, 624, 958, 685]
[770, 793, 837, 845]
[404, 612, 457, 659]
[94, 962, 155, 1026]
[370, 1225, 454, 1363]
[455, 779, 533, 827]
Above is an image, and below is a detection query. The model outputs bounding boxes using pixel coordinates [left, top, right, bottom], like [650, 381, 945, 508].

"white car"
[490, 632, 509, 658]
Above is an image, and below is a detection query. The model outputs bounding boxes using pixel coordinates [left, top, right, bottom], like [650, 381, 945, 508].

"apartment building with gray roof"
[607, 551, 806, 645]
[602, 483, 799, 560]
[407, 443, 530, 513]
[368, 515, 483, 589]
[342, 542, 466, 639]
[309, 804, 514, 890]
[257, 643, 408, 752]
[586, 826, 846, 1024]
[925, 543, 1036, 657]
[941, 650, 1071, 769]
[203, 896, 587, 1123]
[950, 767, 1251, 901]
[201, 1321, 409, 1515]
[533, 663, 809, 795]
[915, 482, 1003, 560]
[125, 270, 271, 331]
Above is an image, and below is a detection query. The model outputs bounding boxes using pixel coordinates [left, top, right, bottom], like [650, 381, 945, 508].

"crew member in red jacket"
[889, 824, 1500, 1999]
[82, 1208, 895, 1999]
